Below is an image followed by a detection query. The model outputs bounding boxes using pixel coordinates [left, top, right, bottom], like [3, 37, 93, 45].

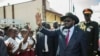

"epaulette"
[79, 21, 86, 31]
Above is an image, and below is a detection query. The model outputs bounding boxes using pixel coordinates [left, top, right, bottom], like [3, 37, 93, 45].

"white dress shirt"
[44, 35, 49, 52]
[62, 26, 75, 42]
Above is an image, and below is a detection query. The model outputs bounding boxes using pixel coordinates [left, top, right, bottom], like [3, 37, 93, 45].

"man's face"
[63, 17, 75, 29]
[84, 13, 91, 21]
[9, 30, 18, 38]
[21, 31, 28, 37]
[29, 31, 33, 37]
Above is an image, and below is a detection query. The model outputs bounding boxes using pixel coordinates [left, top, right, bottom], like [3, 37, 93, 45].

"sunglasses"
[63, 19, 72, 22]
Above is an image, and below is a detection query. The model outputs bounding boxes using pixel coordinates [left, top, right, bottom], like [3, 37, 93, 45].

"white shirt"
[28, 37, 34, 45]
[61, 26, 75, 42]
[44, 35, 48, 52]
[5, 37, 19, 53]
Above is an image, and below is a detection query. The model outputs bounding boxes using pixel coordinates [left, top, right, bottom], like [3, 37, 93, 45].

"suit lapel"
[59, 26, 79, 49]
[67, 27, 78, 48]
[59, 30, 67, 49]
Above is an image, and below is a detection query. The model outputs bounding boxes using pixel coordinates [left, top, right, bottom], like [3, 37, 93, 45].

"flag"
[73, 5, 75, 12]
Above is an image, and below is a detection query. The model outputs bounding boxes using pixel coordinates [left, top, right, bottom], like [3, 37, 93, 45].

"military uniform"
[79, 21, 99, 56]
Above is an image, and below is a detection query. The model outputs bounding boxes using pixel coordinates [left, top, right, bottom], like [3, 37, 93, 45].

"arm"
[93, 22, 99, 52]
[40, 27, 56, 36]
[31, 38, 36, 48]
[35, 12, 56, 36]
[0, 39, 8, 56]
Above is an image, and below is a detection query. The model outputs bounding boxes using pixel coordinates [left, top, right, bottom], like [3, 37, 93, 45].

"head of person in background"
[53, 21, 59, 29]
[8, 27, 18, 39]
[42, 21, 51, 29]
[46, 23, 51, 29]
[36, 21, 47, 32]
[42, 21, 47, 27]
[61, 12, 79, 29]
[21, 28, 28, 37]
[24, 22, 30, 30]
[36, 21, 51, 32]
[3, 26, 10, 36]
[83, 8, 93, 22]
[29, 30, 34, 37]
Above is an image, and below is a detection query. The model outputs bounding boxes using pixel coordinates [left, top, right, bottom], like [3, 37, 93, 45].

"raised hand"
[35, 12, 42, 27]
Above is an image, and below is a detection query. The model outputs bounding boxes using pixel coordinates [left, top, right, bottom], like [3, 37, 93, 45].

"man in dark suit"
[52, 21, 59, 56]
[36, 22, 54, 56]
[0, 38, 8, 56]
[35, 12, 88, 56]
[79, 8, 99, 56]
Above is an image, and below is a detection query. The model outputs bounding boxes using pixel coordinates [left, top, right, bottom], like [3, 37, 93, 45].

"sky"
[47, 0, 100, 22]
[47, 0, 69, 15]
[0, 0, 100, 23]
[0, 0, 30, 5]
[0, 0, 100, 14]
[47, 0, 100, 14]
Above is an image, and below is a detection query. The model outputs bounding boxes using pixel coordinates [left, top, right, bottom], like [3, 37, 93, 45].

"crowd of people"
[0, 8, 100, 56]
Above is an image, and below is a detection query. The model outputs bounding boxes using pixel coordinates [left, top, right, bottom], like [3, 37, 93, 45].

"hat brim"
[60, 15, 79, 24]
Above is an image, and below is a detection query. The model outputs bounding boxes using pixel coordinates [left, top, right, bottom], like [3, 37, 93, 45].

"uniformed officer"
[79, 8, 99, 56]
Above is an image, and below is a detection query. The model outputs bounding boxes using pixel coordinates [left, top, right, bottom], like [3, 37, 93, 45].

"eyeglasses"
[84, 14, 91, 16]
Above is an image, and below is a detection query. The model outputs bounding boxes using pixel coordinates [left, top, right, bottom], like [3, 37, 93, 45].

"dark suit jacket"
[36, 32, 54, 56]
[79, 21, 99, 56]
[40, 26, 88, 56]
[0, 38, 8, 56]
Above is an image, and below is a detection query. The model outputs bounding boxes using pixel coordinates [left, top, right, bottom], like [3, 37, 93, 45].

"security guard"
[79, 8, 99, 56]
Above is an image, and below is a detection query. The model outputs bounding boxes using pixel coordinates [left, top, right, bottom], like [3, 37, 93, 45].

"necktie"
[65, 29, 70, 46]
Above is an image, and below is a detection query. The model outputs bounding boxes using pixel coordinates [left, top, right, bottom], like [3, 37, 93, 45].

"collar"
[69, 26, 75, 32]
[61, 26, 75, 36]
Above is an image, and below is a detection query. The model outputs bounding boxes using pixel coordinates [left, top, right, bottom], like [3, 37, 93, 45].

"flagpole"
[69, 0, 73, 12]
[69, 0, 70, 12]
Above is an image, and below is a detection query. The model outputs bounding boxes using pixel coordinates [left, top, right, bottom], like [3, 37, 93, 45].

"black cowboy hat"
[60, 12, 79, 24]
